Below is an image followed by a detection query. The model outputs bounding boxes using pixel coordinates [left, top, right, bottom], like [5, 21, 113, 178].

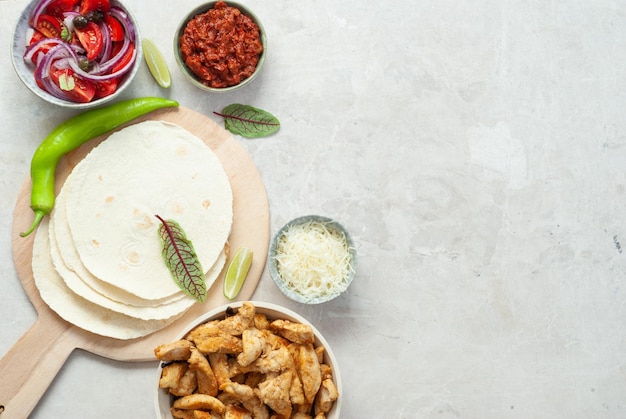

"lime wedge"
[142, 38, 171, 88]
[223, 247, 253, 300]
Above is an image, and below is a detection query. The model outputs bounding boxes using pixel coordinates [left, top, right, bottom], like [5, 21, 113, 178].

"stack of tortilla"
[31, 121, 233, 340]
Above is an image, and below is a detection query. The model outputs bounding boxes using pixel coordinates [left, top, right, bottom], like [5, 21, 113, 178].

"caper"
[78, 58, 94, 72]
[73, 15, 89, 29]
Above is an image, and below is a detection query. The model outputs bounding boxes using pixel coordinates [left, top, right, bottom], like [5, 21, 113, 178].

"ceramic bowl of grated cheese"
[268, 215, 356, 304]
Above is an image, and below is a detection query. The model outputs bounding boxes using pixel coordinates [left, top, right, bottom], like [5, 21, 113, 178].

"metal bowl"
[173, 1, 267, 93]
[11, 0, 143, 109]
[268, 215, 357, 304]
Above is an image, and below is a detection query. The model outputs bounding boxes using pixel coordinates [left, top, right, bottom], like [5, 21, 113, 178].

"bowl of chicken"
[154, 301, 342, 418]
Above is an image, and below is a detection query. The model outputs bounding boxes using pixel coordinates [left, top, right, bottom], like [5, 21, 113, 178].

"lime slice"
[142, 38, 171, 88]
[223, 247, 253, 300]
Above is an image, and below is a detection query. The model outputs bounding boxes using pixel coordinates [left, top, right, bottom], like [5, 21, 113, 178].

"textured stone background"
[2, 0, 626, 417]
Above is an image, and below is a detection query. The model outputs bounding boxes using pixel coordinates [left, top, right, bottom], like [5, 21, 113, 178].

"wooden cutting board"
[0, 106, 270, 418]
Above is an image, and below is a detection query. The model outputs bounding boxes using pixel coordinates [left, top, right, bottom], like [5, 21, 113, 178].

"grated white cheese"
[274, 220, 354, 302]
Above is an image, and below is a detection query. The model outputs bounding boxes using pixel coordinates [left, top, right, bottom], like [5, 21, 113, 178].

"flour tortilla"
[63, 121, 233, 300]
[49, 221, 194, 320]
[32, 219, 181, 339]
[50, 182, 188, 308]
[48, 187, 228, 319]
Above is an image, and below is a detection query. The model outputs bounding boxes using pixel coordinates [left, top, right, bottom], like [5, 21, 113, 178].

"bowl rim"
[173, 0, 267, 93]
[268, 215, 357, 304]
[11, 0, 143, 109]
[154, 300, 342, 418]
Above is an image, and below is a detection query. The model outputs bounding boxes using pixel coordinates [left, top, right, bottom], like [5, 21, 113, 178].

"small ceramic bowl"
[268, 215, 357, 304]
[173, 1, 267, 93]
[155, 301, 342, 418]
[11, 0, 142, 109]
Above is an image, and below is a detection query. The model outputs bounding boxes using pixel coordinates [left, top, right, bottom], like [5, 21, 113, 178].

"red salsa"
[179, 1, 263, 88]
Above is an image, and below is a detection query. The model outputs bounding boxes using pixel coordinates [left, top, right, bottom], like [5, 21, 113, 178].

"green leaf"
[155, 215, 206, 303]
[214, 104, 280, 138]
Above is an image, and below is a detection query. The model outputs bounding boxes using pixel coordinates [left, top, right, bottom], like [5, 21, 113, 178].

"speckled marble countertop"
[2, 0, 626, 417]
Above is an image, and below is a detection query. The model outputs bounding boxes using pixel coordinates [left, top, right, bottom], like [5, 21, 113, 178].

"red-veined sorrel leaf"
[214, 104, 280, 138]
[155, 215, 206, 303]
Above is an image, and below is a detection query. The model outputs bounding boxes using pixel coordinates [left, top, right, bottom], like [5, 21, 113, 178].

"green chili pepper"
[20, 97, 179, 237]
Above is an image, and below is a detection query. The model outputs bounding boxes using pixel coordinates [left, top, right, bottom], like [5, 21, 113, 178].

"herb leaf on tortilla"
[156, 215, 206, 303]
[214, 104, 280, 138]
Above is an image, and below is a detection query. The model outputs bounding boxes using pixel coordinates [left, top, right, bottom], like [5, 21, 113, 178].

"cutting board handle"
[0, 314, 76, 419]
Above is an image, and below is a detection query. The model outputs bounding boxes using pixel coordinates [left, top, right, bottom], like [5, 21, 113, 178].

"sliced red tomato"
[50, 68, 96, 103]
[79, 0, 110, 14]
[34, 71, 46, 90]
[35, 14, 62, 38]
[28, 30, 52, 64]
[93, 78, 118, 98]
[29, 29, 45, 47]
[111, 41, 134, 73]
[29, 29, 45, 44]
[75, 21, 103, 60]
[46, 0, 80, 19]
[110, 40, 123, 56]
[104, 14, 124, 42]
